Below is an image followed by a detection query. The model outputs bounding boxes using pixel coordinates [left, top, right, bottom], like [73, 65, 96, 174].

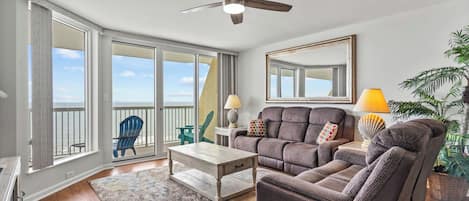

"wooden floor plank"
[40, 158, 437, 201]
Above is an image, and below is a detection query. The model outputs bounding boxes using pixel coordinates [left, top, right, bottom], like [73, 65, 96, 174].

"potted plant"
[389, 25, 469, 201]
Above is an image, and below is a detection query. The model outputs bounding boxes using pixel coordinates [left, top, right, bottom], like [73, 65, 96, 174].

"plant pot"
[428, 172, 469, 201]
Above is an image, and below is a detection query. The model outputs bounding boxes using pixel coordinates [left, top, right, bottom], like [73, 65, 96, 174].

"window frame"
[53, 12, 96, 162]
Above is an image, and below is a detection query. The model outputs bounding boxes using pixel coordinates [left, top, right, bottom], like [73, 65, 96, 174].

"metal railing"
[51, 105, 194, 157]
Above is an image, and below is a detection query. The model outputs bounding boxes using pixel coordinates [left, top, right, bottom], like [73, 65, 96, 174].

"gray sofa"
[230, 106, 355, 175]
[257, 119, 446, 201]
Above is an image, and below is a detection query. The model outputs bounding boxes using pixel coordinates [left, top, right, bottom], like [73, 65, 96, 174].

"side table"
[338, 141, 368, 153]
[214, 127, 245, 147]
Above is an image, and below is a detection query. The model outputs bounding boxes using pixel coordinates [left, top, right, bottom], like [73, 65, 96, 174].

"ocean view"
[50, 101, 194, 108]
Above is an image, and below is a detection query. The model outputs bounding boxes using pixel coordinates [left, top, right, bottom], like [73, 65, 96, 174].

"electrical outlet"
[65, 171, 75, 179]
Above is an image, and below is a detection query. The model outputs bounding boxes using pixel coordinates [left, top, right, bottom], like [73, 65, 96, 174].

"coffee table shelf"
[168, 142, 258, 201]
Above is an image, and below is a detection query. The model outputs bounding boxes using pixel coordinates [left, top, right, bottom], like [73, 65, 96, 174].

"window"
[51, 19, 90, 159]
[304, 68, 333, 97]
[29, 7, 93, 169]
[280, 68, 295, 98]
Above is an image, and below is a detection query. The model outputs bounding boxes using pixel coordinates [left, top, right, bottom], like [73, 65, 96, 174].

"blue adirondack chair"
[177, 111, 214, 145]
[113, 116, 144, 158]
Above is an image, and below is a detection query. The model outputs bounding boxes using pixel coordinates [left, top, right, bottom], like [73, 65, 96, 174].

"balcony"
[50, 105, 194, 159]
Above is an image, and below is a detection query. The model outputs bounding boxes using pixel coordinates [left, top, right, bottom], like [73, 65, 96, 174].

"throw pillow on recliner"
[247, 119, 266, 137]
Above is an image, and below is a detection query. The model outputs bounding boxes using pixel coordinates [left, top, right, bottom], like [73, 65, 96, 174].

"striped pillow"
[247, 119, 266, 137]
[316, 121, 339, 144]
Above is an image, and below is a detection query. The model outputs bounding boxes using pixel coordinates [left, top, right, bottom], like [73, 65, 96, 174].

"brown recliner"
[256, 119, 446, 201]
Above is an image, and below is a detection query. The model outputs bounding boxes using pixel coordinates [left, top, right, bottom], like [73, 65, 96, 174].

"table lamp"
[224, 95, 241, 128]
[354, 88, 390, 147]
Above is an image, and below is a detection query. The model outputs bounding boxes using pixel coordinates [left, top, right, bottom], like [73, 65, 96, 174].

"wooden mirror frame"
[265, 35, 356, 104]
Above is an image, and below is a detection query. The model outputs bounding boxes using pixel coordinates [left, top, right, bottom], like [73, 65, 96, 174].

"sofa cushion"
[278, 122, 309, 142]
[309, 108, 346, 125]
[282, 107, 311, 122]
[258, 138, 291, 160]
[234, 136, 262, 153]
[297, 160, 351, 183]
[260, 107, 284, 138]
[304, 124, 324, 144]
[283, 142, 318, 168]
[304, 108, 346, 144]
[299, 162, 363, 193]
[277, 107, 310, 142]
[284, 163, 311, 175]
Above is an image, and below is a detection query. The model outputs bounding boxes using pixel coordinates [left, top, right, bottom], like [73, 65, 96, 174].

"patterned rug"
[89, 163, 272, 201]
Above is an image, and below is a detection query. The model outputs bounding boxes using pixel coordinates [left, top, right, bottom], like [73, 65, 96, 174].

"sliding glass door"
[162, 51, 196, 151]
[112, 42, 156, 160]
[161, 51, 218, 152]
[110, 40, 218, 160]
[197, 55, 218, 145]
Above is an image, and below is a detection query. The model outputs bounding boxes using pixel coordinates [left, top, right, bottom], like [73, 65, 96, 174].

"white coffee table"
[168, 142, 258, 201]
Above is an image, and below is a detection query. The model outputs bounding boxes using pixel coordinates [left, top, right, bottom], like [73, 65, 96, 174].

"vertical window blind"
[31, 3, 54, 170]
[217, 53, 238, 127]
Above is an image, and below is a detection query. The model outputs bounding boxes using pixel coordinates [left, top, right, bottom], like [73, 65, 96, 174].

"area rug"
[89, 163, 272, 201]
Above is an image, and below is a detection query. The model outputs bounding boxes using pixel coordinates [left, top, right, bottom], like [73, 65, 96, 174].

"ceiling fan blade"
[245, 0, 292, 12]
[181, 2, 223, 14]
[231, 13, 243, 24]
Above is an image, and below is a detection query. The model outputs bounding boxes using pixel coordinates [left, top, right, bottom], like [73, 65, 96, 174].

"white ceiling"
[49, 0, 447, 51]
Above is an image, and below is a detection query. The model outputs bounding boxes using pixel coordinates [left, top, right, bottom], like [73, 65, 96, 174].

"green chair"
[177, 111, 214, 145]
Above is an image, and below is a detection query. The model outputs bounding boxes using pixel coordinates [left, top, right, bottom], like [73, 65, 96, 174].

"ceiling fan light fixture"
[223, 0, 245, 14]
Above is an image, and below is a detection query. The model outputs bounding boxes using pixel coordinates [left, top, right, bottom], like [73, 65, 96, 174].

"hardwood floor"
[41, 158, 437, 201]
[41, 159, 169, 201]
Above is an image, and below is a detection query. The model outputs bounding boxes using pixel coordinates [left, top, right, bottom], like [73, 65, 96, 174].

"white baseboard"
[24, 164, 114, 201]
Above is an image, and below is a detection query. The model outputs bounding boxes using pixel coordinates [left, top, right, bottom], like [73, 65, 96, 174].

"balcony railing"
[51, 105, 194, 157]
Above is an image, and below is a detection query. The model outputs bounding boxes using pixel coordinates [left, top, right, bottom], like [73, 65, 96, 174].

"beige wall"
[198, 58, 218, 141]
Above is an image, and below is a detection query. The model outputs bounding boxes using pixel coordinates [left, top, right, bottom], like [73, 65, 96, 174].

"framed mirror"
[266, 35, 356, 103]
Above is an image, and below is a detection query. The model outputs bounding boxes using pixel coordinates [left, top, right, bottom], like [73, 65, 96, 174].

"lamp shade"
[224, 95, 241, 109]
[354, 88, 390, 113]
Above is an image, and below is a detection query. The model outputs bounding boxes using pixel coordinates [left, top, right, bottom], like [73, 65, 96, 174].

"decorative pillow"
[247, 119, 266, 137]
[316, 121, 339, 144]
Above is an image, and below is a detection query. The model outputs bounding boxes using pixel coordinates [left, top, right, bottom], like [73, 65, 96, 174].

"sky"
[270, 75, 332, 98]
[29, 47, 210, 106]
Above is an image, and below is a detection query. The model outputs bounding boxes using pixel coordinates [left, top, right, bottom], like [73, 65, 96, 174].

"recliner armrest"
[258, 173, 352, 201]
[229, 128, 248, 148]
[334, 149, 367, 166]
[317, 138, 350, 166]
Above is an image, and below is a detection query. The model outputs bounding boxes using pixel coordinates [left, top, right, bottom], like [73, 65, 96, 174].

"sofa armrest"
[229, 128, 248, 148]
[334, 149, 367, 166]
[317, 138, 350, 166]
[258, 173, 352, 201]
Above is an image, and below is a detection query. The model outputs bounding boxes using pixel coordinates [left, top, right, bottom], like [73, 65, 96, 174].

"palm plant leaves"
[399, 66, 467, 95]
[388, 100, 438, 120]
[446, 25, 469, 65]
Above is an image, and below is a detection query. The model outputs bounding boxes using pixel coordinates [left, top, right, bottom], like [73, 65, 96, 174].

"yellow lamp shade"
[224, 95, 241, 109]
[354, 88, 390, 113]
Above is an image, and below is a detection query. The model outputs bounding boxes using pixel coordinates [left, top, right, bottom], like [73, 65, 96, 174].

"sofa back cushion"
[304, 108, 346, 144]
[278, 107, 311, 142]
[260, 107, 284, 138]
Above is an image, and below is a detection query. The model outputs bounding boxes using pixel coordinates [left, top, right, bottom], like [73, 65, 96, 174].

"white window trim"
[28, 11, 98, 173]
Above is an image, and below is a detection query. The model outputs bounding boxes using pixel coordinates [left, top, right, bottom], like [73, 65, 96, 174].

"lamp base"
[228, 122, 238, 128]
[358, 113, 386, 143]
[227, 109, 239, 128]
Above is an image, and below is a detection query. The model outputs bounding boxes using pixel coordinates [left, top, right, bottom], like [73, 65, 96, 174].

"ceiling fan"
[181, 0, 292, 25]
